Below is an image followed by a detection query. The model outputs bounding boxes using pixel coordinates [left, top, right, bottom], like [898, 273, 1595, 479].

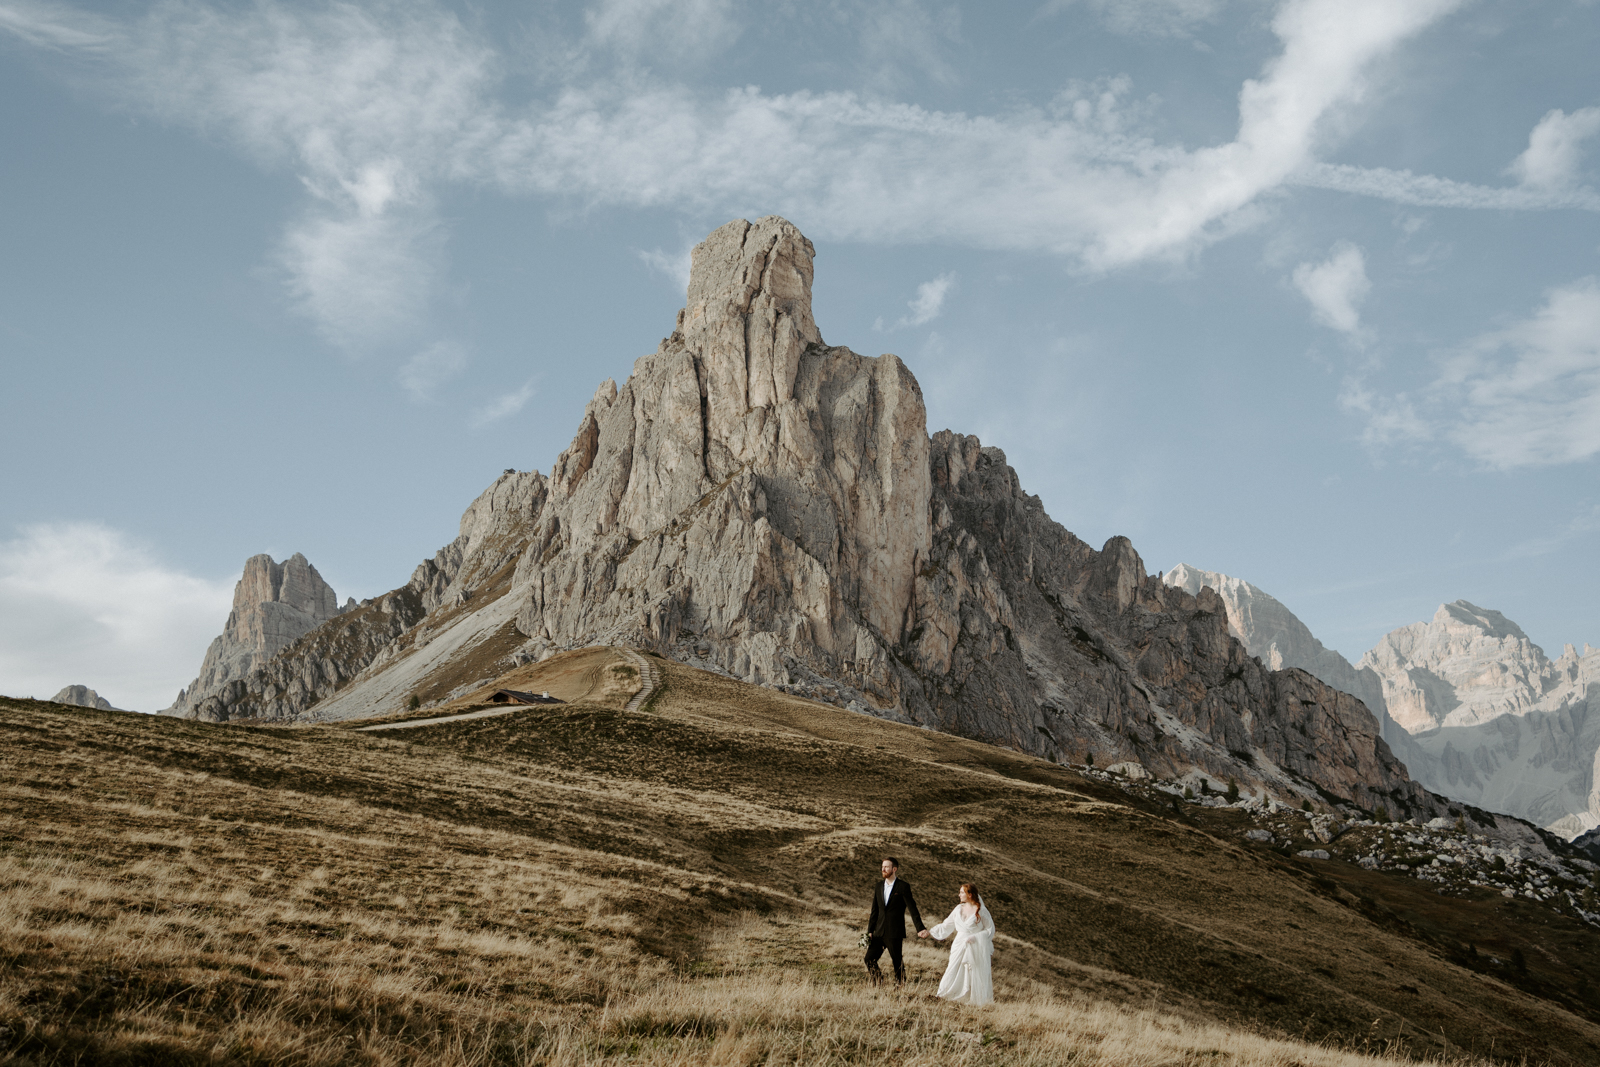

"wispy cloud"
[114, 0, 499, 350]
[585, 0, 741, 64]
[1436, 277, 1600, 469]
[491, 0, 1466, 269]
[1343, 277, 1600, 469]
[10, 0, 1532, 350]
[0, 522, 234, 711]
[398, 340, 468, 401]
[1338, 379, 1428, 449]
[878, 272, 956, 329]
[471, 380, 537, 428]
[1293, 242, 1370, 338]
[638, 244, 694, 292]
[854, 0, 963, 91]
[1292, 162, 1600, 211]
[1293, 105, 1600, 211]
[1503, 503, 1600, 560]
[0, 0, 112, 51]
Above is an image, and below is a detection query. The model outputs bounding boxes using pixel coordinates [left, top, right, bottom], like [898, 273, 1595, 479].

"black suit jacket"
[867, 878, 925, 941]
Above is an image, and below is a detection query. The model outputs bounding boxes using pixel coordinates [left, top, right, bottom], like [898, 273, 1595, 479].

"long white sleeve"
[929, 905, 962, 941]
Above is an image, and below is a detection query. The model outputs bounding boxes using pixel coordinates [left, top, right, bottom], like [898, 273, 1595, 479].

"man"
[864, 856, 929, 987]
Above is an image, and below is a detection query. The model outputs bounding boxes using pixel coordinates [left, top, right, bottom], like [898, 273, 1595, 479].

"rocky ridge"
[1076, 759, 1599, 929]
[1162, 565, 1600, 839]
[176, 473, 545, 724]
[176, 216, 1447, 820]
[50, 685, 120, 712]
[165, 553, 348, 718]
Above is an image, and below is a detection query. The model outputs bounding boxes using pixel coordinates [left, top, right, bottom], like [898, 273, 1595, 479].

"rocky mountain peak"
[181, 217, 1439, 821]
[51, 685, 120, 711]
[1435, 600, 1530, 642]
[1359, 598, 1555, 732]
[165, 553, 343, 717]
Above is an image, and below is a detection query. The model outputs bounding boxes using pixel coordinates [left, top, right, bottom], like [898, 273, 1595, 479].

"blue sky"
[2, 0, 1597, 710]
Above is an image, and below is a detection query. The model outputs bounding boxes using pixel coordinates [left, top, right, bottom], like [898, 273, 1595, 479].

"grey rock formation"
[1163, 564, 1387, 714]
[180, 217, 1445, 819]
[179, 472, 545, 723]
[51, 685, 120, 711]
[165, 553, 342, 718]
[478, 217, 1429, 816]
[1161, 563, 1428, 773]
[1161, 566, 1600, 839]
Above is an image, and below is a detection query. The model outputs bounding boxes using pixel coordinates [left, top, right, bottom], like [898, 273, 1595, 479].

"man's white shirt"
[883, 878, 895, 903]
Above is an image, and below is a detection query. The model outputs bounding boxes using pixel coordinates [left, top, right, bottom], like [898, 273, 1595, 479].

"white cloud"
[1041, 0, 1225, 38]
[0, 523, 234, 712]
[906, 273, 955, 324]
[120, 0, 499, 350]
[1339, 379, 1428, 448]
[281, 194, 441, 351]
[492, 0, 1464, 270]
[1435, 278, 1600, 468]
[13, 0, 1509, 342]
[879, 272, 956, 329]
[0, 0, 112, 51]
[1294, 162, 1600, 211]
[1343, 278, 1600, 468]
[1293, 241, 1369, 336]
[638, 245, 694, 291]
[1508, 107, 1600, 192]
[399, 340, 468, 401]
[472, 380, 537, 428]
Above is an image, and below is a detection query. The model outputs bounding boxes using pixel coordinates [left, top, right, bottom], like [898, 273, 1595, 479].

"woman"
[928, 882, 995, 1006]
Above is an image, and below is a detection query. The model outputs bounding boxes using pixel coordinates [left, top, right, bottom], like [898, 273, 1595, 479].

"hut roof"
[488, 689, 563, 705]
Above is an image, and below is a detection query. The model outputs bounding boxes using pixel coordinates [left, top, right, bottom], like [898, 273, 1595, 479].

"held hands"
[917, 929, 932, 939]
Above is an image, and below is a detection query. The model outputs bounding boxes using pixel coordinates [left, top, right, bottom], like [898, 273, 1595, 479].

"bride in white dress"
[928, 883, 995, 1006]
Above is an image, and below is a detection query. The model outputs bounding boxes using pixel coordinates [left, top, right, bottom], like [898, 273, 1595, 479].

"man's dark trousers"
[864, 878, 925, 985]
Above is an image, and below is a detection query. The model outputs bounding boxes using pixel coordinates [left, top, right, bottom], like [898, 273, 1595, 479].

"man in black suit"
[864, 856, 929, 986]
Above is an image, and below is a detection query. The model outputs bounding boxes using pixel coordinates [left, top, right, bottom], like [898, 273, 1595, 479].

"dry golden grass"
[3, 659, 1598, 1065]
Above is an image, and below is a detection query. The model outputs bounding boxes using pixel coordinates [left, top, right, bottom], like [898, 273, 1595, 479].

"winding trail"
[621, 649, 661, 712]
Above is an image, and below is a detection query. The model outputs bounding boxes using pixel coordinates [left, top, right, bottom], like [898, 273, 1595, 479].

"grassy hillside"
[3, 653, 1599, 1066]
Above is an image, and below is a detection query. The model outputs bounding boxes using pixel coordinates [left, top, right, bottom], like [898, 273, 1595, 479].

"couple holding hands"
[863, 857, 995, 1006]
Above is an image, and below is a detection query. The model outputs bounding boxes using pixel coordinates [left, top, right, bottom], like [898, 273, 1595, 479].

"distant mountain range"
[1164, 565, 1598, 839]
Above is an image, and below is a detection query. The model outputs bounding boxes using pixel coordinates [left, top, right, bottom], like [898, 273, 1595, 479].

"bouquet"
[857, 931, 871, 949]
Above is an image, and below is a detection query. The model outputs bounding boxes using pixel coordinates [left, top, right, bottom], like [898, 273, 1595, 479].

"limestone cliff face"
[1163, 564, 1388, 715]
[179, 217, 1446, 818]
[507, 218, 930, 703]
[166, 553, 342, 718]
[479, 217, 1430, 816]
[1159, 564, 1427, 772]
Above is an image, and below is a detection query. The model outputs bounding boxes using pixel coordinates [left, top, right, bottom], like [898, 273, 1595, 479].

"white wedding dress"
[929, 903, 995, 1006]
